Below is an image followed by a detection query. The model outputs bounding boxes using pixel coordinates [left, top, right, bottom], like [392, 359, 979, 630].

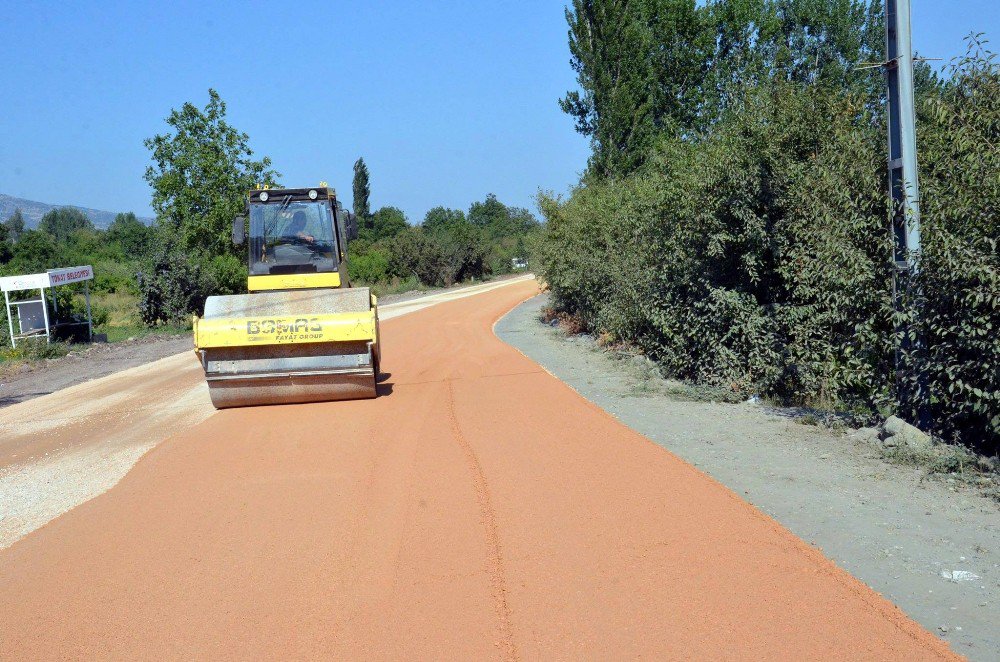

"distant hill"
[0, 193, 154, 230]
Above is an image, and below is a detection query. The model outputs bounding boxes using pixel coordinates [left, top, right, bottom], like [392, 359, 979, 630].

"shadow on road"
[0, 392, 53, 408]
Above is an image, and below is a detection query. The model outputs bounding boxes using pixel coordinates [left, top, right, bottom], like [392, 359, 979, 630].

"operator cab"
[234, 187, 358, 290]
[250, 196, 337, 276]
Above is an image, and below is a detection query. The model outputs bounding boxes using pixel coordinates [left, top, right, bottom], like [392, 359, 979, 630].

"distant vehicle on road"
[512, 257, 528, 270]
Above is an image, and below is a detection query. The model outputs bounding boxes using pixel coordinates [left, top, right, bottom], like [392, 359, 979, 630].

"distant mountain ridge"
[0, 193, 154, 230]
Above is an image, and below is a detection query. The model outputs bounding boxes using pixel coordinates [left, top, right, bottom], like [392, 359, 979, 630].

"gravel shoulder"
[1, 336, 193, 408]
[495, 294, 1000, 661]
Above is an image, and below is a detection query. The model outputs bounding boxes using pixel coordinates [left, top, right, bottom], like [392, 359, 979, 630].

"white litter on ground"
[940, 570, 981, 583]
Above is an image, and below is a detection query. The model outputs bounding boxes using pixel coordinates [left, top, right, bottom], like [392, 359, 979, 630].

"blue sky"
[1, 1, 997, 222]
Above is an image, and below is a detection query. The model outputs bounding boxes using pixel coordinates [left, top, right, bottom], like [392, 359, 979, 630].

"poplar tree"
[4, 208, 25, 244]
[560, 0, 712, 177]
[353, 157, 371, 229]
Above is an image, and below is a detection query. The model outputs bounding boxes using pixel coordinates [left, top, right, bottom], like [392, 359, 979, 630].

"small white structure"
[0, 266, 94, 347]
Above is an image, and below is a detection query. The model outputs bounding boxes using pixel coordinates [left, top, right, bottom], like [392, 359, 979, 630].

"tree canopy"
[423, 207, 467, 233]
[561, 0, 883, 178]
[144, 89, 280, 256]
[107, 212, 152, 257]
[8, 230, 58, 274]
[368, 206, 408, 241]
[38, 208, 94, 244]
[3, 208, 25, 244]
[468, 194, 539, 239]
[353, 157, 371, 222]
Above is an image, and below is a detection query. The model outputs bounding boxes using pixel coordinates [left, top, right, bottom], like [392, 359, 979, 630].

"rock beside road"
[881, 415, 934, 452]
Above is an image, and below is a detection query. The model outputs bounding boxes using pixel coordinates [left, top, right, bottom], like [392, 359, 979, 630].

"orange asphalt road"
[0, 281, 955, 660]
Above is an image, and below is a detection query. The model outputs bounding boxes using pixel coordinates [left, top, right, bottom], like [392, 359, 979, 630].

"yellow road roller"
[193, 186, 380, 408]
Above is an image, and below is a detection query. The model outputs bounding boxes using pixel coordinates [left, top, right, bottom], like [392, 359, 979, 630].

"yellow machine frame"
[194, 304, 377, 349]
[246, 272, 343, 292]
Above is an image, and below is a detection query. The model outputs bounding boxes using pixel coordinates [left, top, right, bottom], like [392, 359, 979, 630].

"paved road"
[0, 279, 955, 659]
[0, 277, 533, 549]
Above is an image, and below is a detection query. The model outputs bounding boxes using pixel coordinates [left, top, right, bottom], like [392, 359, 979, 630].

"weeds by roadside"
[102, 323, 189, 343]
[539, 305, 586, 335]
[366, 276, 433, 299]
[620, 356, 747, 403]
[784, 408, 1000, 503]
[0, 340, 73, 379]
[1, 339, 72, 362]
[879, 439, 1000, 503]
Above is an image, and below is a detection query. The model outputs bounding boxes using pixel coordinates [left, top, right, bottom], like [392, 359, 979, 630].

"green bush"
[207, 253, 247, 296]
[387, 227, 449, 286]
[540, 41, 1000, 455]
[92, 259, 140, 295]
[901, 236, 1000, 448]
[349, 246, 392, 284]
[897, 39, 1000, 449]
[0, 339, 71, 362]
[137, 234, 215, 325]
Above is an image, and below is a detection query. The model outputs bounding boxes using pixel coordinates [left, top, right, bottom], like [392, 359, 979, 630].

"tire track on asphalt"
[445, 379, 519, 661]
[328, 387, 427, 651]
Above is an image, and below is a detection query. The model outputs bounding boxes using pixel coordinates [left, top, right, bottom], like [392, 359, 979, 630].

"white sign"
[48, 265, 94, 286]
[0, 265, 94, 292]
[0, 272, 50, 292]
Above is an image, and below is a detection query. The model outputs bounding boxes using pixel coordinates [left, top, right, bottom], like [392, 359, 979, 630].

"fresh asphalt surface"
[0, 277, 533, 550]
[0, 278, 957, 659]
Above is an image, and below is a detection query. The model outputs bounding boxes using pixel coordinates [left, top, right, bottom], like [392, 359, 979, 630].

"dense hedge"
[540, 45, 999, 455]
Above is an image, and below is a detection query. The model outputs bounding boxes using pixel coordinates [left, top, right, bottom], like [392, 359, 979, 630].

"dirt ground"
[0, 280, 956, 659]
[495, 293, 1000, 660]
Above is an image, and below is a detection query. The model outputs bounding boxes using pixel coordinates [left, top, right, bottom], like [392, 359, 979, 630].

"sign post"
[0, 266, 95, 348]
[3, 290, 14, 348]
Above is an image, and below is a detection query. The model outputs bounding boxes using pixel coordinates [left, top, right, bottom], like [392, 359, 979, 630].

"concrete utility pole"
[884, 0, 927, 426]
[886, 0, 921, 260]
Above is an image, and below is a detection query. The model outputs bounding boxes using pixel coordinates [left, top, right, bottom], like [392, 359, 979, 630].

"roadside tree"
[144, 89, 280, 257]
[3, 208, 25, 244]
[107, 212, 152, 257]
[353, 157, 371, 226]
[38, 208, 93, 244]
[369, 206, 408, 241]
